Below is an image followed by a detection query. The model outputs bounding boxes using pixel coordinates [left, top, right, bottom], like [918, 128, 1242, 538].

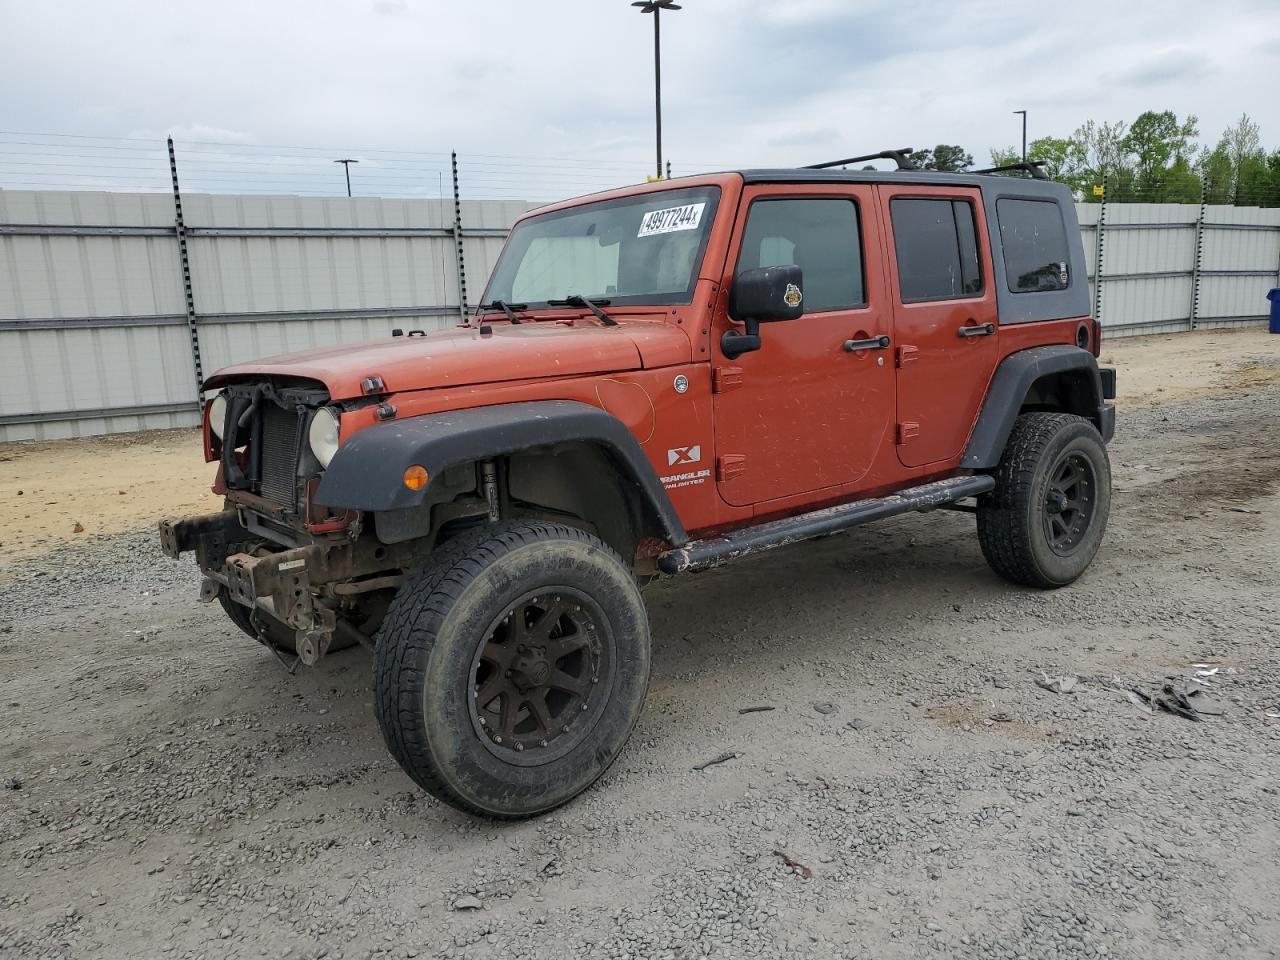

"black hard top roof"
[731, 167, 1087, 326]
[736, 168, 1062, 197]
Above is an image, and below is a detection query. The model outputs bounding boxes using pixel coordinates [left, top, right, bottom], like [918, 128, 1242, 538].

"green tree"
[989, 146, 1019, 168]
[1122, 110, 1199, 197]
[1073, 120, 1133, 200]
[1155, 157, 1204, 203]
[1027, 136, 1076, 181]
[1123, 111, 1198, 175]
[987, 111, 1276, 206]
[1236, 152, 1275, 205]
[1198, 142, 1235, 203]
[988, 136, 1080, 188]
[1197, 114, 1273, 204]
[1221, 113, 1262, 167]
[912, 144, 974, 171]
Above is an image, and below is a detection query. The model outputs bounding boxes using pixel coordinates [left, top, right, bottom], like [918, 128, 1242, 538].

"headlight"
[208, 394, 227, 441]
[308, 407, 341, 468]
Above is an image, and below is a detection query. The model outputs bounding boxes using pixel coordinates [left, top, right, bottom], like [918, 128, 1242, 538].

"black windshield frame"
[481, 186, 722, 310]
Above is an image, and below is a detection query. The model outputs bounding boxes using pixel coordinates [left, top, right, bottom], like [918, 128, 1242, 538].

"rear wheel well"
[1019, 369, 1100, 421]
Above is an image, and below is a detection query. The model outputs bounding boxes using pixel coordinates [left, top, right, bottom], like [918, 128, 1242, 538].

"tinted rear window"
[997, 198, 1071, 293]
[890, 198, 983, 302]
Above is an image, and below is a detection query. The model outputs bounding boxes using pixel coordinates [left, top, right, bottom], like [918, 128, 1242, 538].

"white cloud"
[0, 0, 1275, 196]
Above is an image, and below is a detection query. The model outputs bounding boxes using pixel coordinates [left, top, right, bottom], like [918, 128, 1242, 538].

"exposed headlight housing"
[208, 394, 227, 441]
[308, 406, 341, 468]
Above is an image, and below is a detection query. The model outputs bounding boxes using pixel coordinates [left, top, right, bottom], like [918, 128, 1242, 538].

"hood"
[202, 318, 692, 399]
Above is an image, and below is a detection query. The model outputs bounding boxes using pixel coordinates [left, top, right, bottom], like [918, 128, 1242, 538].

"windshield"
[483, 186, 721, 308]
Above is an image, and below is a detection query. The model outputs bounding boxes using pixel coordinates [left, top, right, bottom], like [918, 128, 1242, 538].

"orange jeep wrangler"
[161, 150, 1117, 818]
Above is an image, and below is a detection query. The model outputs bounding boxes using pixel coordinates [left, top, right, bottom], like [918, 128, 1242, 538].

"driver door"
[711, 185, 896, 508]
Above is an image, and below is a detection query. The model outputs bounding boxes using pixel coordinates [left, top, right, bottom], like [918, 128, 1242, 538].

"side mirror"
[723, 264, 804, 359]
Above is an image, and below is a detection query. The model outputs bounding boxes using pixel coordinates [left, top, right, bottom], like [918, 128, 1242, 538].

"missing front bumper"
[159, 510, 405, 665]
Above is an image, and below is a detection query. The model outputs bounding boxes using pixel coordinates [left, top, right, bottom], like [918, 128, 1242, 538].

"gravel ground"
[2, 341, 1279, 960]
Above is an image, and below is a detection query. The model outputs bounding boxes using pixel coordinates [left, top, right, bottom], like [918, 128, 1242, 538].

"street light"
[333, 158, 359, 197]
[1013, 110, 1027, 162]
[631, 0, 681, 180]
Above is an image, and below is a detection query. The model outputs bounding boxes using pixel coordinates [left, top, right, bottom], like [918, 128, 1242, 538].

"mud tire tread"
[374, 521, 647, 819]
[977, 412, 1110, 589]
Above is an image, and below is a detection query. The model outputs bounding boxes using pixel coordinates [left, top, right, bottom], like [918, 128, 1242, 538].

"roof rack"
[805, 148, 917, 171]
[972, 160, 1049, 180]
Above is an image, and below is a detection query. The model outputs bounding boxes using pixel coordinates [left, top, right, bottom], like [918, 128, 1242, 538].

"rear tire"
[374, 521, 650, 818]
[977, 412, 1111, 588]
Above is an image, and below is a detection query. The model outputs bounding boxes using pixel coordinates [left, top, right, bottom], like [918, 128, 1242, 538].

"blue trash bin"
[1270, 289, 1280, 334]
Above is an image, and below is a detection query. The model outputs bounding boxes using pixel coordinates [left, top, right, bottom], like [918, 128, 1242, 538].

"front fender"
[313, 400, 687, 545]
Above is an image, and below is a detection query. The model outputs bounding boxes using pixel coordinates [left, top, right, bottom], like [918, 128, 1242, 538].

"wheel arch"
[313, 400, 687, 556]
[963, 345, 1115, 470]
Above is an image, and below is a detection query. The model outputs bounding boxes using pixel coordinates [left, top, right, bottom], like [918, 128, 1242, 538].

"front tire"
[374, 521, 650, 818]
[977, 412, 1111, 588]
[216, 590, 295, 651]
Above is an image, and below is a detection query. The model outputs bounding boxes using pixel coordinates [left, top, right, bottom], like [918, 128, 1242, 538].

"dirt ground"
[0, 431, 218, 562]
[2, 326, 1279, 960]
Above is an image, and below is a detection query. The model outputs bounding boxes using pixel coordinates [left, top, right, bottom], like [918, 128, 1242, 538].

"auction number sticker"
[637, 202, 706, 238]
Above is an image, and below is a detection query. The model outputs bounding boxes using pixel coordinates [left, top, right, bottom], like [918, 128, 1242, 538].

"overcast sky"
[2, 0, 1278, 196]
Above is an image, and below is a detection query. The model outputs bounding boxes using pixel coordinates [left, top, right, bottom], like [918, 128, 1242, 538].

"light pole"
[631, 0, 681, 180]
[333, 158, 359, 197]
[1013, 110, 1027, 162]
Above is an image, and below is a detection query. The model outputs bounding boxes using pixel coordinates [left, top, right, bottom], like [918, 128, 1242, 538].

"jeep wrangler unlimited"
[160, 149, 1116, 818]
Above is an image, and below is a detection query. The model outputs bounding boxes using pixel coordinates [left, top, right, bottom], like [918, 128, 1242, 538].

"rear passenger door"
[878, 186, 998, 468]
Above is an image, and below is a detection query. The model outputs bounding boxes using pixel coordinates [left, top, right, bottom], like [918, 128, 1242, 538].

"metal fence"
[3, 178, 1279, 442]
[0, 150, 536, 441]
[1081, 194, 1280, 338]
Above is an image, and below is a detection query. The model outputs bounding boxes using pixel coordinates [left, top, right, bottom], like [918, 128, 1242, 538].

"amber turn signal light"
[402, 465, 429, 491]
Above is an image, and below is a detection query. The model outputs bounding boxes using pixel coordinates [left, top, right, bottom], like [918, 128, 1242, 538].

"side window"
[735, 198, 864, 313]
[996, 198, 1071, 293]
[890, 198, 983, 302]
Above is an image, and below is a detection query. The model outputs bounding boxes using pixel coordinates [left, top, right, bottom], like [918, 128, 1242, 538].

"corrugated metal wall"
[0, 190, 533, 441]
[2, 190, 1278, 441]
[1197, 206, 1280, 328]
[0, 190, 197, 439]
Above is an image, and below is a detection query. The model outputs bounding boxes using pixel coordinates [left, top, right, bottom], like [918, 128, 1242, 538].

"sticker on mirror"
[637, 202, 706, 238]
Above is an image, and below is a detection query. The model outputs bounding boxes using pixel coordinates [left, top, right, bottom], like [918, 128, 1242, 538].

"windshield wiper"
[547, 295, 617, 327]
[477, 300, 528, 324]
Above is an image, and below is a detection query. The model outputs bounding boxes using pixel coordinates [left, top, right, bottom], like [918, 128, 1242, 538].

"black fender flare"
[313, 400, 687, 546]
[962, 345, 1114, 469]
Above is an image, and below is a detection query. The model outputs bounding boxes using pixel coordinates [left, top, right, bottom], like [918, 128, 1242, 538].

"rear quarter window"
[997, 199, 1071, 293]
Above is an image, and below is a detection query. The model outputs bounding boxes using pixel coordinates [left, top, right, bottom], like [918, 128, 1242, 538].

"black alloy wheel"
[468, 589, 615, 766]
[1042, 451, 1098, 556]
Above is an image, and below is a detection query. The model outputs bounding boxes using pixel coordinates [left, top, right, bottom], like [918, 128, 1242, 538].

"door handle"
[843, 334, 891, 352]
[958, 322, 996, 338]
